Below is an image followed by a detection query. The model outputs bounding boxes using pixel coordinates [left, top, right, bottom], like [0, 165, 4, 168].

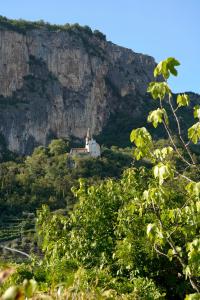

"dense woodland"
[0, 140, 132, 217]
[0, 58, 200, 300]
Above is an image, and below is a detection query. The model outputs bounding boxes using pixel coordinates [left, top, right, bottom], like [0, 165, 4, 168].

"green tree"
[48, 138, 70, 156]
[130, 57, 200, 295]
[36, 58, 200, 299]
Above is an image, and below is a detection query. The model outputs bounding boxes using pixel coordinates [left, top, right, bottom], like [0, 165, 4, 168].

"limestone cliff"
[0, 18, 157, 154]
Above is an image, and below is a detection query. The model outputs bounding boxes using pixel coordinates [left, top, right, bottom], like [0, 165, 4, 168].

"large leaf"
[154, 57, 180, 79]
[147, 82, 171, 100]
[177, 94, 190, 107]
[130, 127, 152, 147]
[188, 122, 200, 144]
[167, 57, 180, 77]
[186, 239, 200, 277]
[23, 279, 37, 298]
[153, 147, 173, 161]
[130, 127, 153, 160]
[148, 108, 168, 128]
[194, 105, 200, 120]
[153, 162, 173, 185]
[186, 182, 200, 198]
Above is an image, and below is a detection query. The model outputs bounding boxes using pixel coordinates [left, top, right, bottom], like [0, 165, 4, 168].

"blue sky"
[1, 0, 200, 94]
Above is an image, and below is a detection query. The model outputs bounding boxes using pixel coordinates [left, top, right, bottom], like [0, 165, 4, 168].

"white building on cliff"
[70, 129, 101, 158]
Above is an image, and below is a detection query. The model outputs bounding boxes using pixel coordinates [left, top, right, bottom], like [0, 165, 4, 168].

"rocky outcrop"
[0, 20, 157, 154]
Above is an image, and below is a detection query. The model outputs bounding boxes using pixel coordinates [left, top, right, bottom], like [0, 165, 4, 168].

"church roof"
[70, 148, 88, 154]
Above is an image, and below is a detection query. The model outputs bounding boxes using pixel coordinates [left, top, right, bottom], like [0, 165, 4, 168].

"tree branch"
[159, 99, 193, 167]
[168, 94, 196, 165]
[0, 245, 31, 259]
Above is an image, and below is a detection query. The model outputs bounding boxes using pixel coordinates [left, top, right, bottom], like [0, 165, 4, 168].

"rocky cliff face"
[0, 20, 156, 154]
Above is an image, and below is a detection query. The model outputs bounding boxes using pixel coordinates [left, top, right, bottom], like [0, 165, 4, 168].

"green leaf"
[154, 60, 168, 79]
[147, 223, 156, 240]
[185, 294, 200, 300]
[130, 128, 153, 160]
[186, 182, 200, 198]
[167, 247, 182, 260]
[133, 148, 144, 160]
[177, 94, 190, 107]
[161, 146, 173, 158]
[188, 122, 200, 144]
[130, 127, 152, 147]
[147, 223, 164, 244]
[153, 162, 173, 185]
[153, 147, 173, 161]
[166, 57, 180, 77]
[167, 249, 174, 261]
[148, 108, 168, 128]
[23, 279, 37, 298]
[184, 265, 192, 279]
[154, 57, 180, 79]
[147, 82, 171, 100]
[194, 105, 200, 120]
[186, 239, 200, 277]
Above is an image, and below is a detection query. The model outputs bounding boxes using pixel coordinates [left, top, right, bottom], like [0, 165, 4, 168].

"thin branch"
[189, 277, 200, 293]
[166, 236, 199, 293]
[174, 106, 179, 113]
[168, 225, 179, 239]
[174, 171, 194, 182]
[163, 120, 192, 167]
[154, 244, 168, 258]
[0, 245, 31, 259]
[168, 94, 196, 165]
[159, 99, 192, 167]
[185, 140, 191, 147]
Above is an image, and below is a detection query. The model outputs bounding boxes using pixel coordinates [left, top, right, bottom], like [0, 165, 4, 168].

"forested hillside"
[0, 141, 132, 264]
[0, 57, 199, 300]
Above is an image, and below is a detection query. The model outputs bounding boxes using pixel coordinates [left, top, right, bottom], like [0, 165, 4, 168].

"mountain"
[0, 17, 199, 156]
[0, 17, 157, 155]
